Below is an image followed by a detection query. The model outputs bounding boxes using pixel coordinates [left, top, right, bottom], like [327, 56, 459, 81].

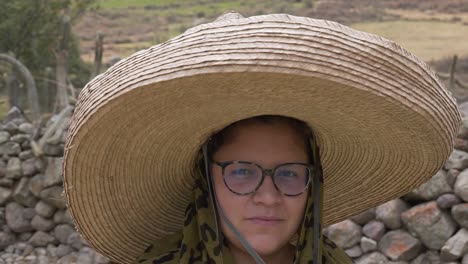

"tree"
[0, 0, 96, 115]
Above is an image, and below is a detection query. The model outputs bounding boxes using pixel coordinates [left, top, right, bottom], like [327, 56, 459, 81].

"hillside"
[74, 0, 468, 64]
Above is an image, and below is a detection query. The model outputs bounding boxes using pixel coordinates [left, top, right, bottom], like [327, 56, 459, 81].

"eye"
[231, 168, 254, 176]
[276, 170, 298, 177]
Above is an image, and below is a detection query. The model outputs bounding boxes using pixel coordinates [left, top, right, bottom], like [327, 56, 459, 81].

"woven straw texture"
[63, 13, 461, 263]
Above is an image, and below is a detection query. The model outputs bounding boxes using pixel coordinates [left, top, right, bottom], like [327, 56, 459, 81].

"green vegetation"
[351, 20, 468, 61]
[0, 0, 96, 117]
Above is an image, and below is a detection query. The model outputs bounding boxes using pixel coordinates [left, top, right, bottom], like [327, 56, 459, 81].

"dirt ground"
[72, 0, 468, 101]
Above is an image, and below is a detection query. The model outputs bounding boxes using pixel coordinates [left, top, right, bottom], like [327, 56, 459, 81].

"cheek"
[211, 168, 247, 217]
[286, 194, 308, 226]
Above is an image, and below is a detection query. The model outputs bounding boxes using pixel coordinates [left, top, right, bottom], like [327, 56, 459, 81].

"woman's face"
[211, 121, 309, 257]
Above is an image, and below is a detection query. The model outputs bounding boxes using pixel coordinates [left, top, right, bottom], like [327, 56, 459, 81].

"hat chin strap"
[201, 141, 321, 264]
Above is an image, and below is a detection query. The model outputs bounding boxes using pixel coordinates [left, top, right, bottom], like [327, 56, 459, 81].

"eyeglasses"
[211, 160, 313, 196]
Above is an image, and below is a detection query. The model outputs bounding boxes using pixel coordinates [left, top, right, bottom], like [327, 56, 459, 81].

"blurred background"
[1, 0, 467, 122]
[0, 1, 468, 263]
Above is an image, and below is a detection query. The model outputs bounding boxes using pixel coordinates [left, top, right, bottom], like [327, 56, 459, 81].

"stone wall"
[0, 107, 109, 264]
[323, 118, 468, 263]
[0, 105, 467, 264]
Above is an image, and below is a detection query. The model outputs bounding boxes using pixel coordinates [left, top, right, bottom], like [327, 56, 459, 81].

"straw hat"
[63, 11, 461, 263]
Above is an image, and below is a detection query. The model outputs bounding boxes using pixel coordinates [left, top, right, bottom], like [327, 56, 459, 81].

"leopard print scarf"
[136, 138, 354, 264]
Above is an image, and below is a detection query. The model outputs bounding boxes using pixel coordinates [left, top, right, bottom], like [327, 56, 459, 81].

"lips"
[246, 216, 284, 226]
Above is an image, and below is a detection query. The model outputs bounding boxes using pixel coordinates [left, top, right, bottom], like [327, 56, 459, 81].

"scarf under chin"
[136, 143, 354, 264]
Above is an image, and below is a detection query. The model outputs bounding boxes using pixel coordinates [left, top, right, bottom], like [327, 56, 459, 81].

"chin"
[247, 235, 286, 256]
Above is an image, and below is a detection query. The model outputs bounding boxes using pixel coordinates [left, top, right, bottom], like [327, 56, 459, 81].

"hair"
[206, 114, 314, 163]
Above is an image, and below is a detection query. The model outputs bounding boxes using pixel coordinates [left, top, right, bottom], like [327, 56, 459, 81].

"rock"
[0, 232, 16, 250]
[361, 236, 377, 253]
[350, 208, 376, 225]
[456, 169, 468, 202]
[21, 158, 37, 176]
[43, 158, 63, 188]
[376, 199, 409, 229]
[441, 228, 468, 261]
[0, 159, 5, 178]
[4, 107, 23, 123]
[12, 177, 37, 207]
[0, 187, 12, 206]
[457, 138, 468, 151]
[326, 220, 362, 249]
[46, 243, 58, 257]
[18, 150, 33, 160]
[67, 232, 84, 250]
[463, 253, 468, 264]
[378, 230, 422, 261]
[28, 231, 56, 247]
[0, 142, 21, 156]
[0, 178, 14, 188]
[39, 186, 66, 209]
[454, 138, 468, 151]
[5, 202, 32, 233]
[35, 200, 56, 218]
[35, 158, 45, 173]
[6, 157, 22, 179]
[21, 139, 30, 149]
[410, 250, 441, 264]
[19, 232, 32, 242]
[401, 201, 457, 249]
[0, 131, 10, 144]
[31, 215, 55, 231]
[43, 144, 63, 156]
[94, 251, 110, 263]
[437, 193, 462, 209]
[29, 174, 45, 197]
[54, 224, 74, 244]
[77, 247, 95, 264]
[355, 252, 388, 264]
[362, 220, 386, 241]
[452, 203, 468, 229]
[55, 244, 73, 258]
[58, 253, 78, 263]
[3, 122, 19, 134]
[18, 123, 34, 135]
[345, 245, 362, 258]
[53, 209, 75, 226]
[10, 134, 29, 143]
[404, 170, 452, 201]
[22, 207, 35, 220]
[459, 118, 468, 138]
[446, 150, 468, 170]
[447, 169, 460, 187]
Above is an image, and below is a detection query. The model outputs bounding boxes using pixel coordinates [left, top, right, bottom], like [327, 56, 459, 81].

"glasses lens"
[274, 164, 311, 195]
[224, 162, 262, 194]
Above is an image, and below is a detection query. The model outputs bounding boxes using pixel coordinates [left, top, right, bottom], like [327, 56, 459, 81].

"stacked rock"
[1, 103, 468, 264]
[0, 107, 109, 264]
[324, 120, 468, 263]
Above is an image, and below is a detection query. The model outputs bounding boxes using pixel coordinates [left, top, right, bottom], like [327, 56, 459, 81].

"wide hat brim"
[63, 12, 461, 263]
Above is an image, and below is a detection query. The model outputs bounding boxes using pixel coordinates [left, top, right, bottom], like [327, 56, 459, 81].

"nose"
[251, 173, 281, 205]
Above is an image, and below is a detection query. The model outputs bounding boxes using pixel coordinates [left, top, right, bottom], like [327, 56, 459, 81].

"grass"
[351, 20, 468, 61]
[385, 8, 468, 24]
[78, 1, 468, 63]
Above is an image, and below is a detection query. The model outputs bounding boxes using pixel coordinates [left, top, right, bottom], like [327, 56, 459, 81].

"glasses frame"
[211, 159, 314, 197]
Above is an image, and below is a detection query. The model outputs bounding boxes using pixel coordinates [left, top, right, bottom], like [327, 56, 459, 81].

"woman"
[62, 11, 461, 264]
[137, 115, 355, 263]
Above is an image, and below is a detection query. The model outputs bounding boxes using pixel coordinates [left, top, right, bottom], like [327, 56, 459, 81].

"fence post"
[93, 32, 104, 78]
[449, 55, 458, 91]
[54, 15, 71, 113]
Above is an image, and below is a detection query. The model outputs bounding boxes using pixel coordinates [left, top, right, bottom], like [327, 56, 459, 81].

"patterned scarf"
[136, 138, 354, 264]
